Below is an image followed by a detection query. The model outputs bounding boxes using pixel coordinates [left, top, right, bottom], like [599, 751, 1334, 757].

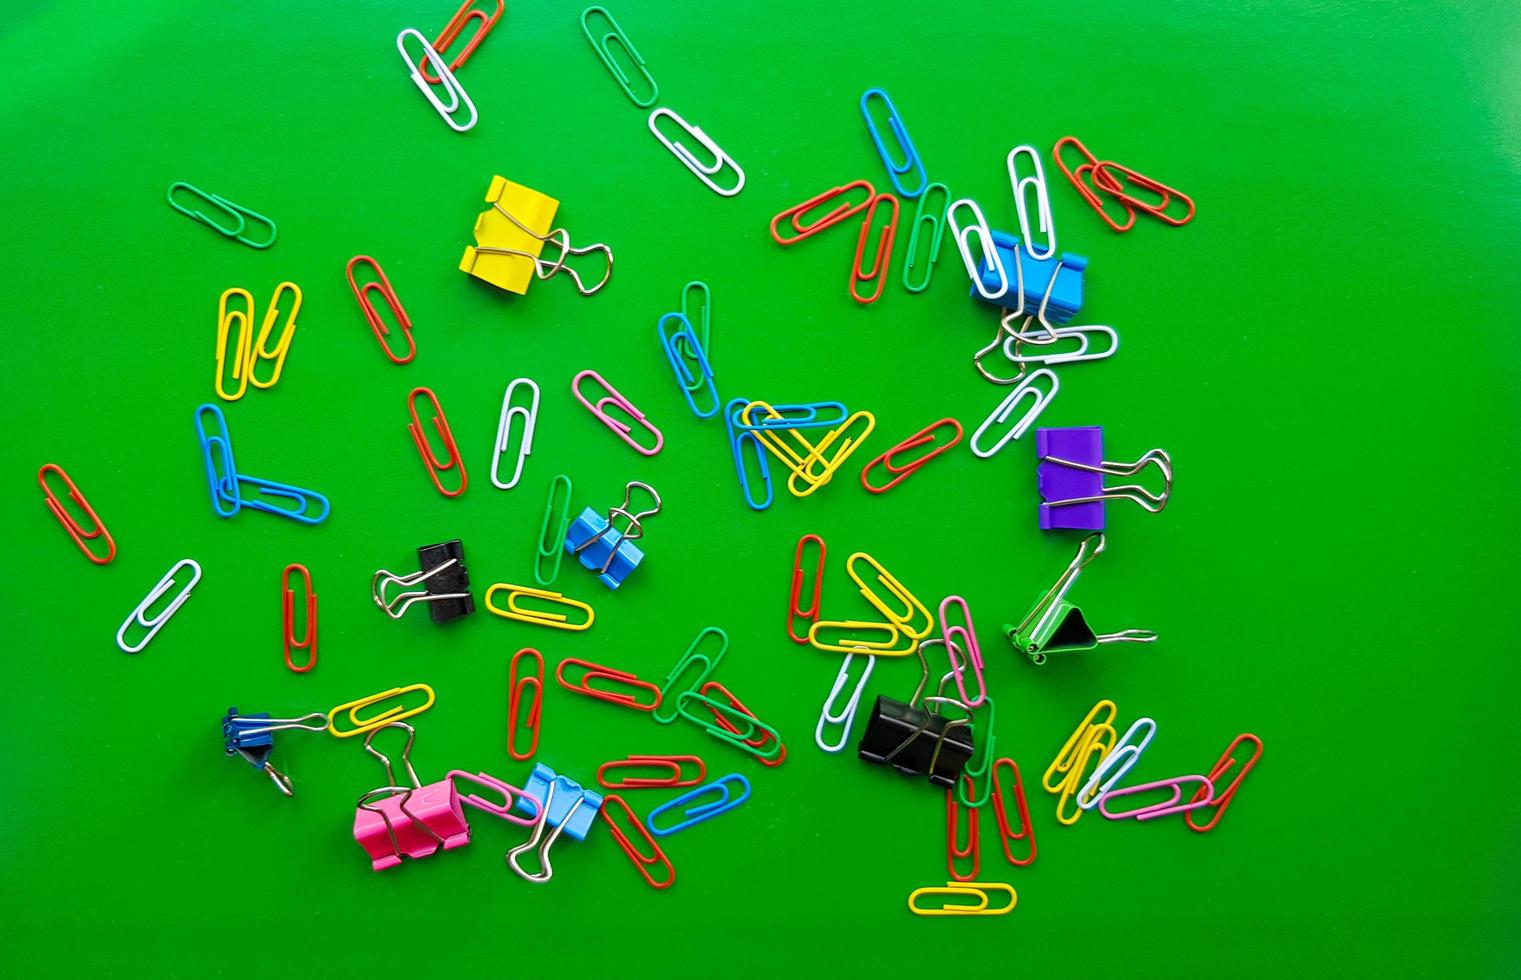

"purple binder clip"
[1036, 427, 1173, 530]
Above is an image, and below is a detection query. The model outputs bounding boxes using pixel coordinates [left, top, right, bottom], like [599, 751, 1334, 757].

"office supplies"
[743, 404, 876, 498]
[507, 764, 604, 883]
[222, 707, 327, 796]
[770, 180, 875, 245]
[484, 584, 595, 631]
[902, 182, 950, 292]
[653, 627, 728, 724]
[1053, 136, 1195, 231]
[736, 400, 851, 432]
[1100, 775, 1216, 821]
[556, 658, 661, 711]
[1187, 733, 1263, 832]
[972, 314, 1032, 387]
[460, 176, 613, 296]
[815, 653, 876, 753]
[407, 386, 468, 497]
[990, 758, 1036, 866]
[1044, 699, 1118, 825]
[194, 406, 331, 523]
[281, 563, 317, 673]
[907, 882, 1017, 917]
[1076, 717, 1156, 809]
[534, 475, 574, 585]
[857, 642, 975, 787]
[968, 232, 1088, 326]
[850, 193, 899, 304]
[597, 756, 706, 789]
[581, 6, 657, 107]
[346, 255, 416, 365]
[807, 621, 914, 655]
[1036, 427, 1173, 530]
[564, 480, 661, 589]
[658, 312, 719, 418]
[648, 108, 746, 197]
[948, 198, 1009, 301]
[38, 463, 115, 564]
[601, 795, 675, 889]
[860, 418, 961, 494]
[723, 398, 773, 510]
[860, 88, 926, 198]
[1008, 145, 1056, 260]
[956, 692, 997, 808]
[372, 540, 475, 624]
[1003, 533, 1157, 664]
[507, 648, 543, 761]
[327, 684, 436, 738]
[396, 28, 477, 132]
[418, 0, 503, 84]
[681, 280, 711, 354]
[939, 595, 986, 708]
[572, 369, 662, 455]
[787, 534, 826, 644]
[646, 774, 750, 836]
[999, 321, 1118, 367]
[697, 681, 787, 766]
[249, 281, 301, 389]
[946, 776, 980, 882]
[167, 182, 276, 249]
[490, 378, 539, 490]
[849, 551, 933, 641]
[969, 368, 1058, 458]
[116, 558, 200, 654]
[215, 287, 254, 401]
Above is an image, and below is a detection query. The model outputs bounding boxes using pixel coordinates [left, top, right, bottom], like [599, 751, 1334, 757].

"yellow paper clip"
[327, 684, 436, 738]
[214, 288, 254, 402]
[485, 583, 595, 631]
[1054, 722, 1115, 825]
[807, 619, 917, 656]
[249, 281, 301, 389]
[787, 412, 876, 498]
[907, 881, 1018, 916]
[848, 552, 932, 639]
[1043, 698, 1117, 793]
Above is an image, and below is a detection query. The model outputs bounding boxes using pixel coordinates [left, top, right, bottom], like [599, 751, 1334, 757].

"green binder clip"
[1003, 532, 1157, 665]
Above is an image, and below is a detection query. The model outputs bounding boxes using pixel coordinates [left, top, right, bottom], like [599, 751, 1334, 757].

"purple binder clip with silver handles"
[1036, 427, 1173, 531]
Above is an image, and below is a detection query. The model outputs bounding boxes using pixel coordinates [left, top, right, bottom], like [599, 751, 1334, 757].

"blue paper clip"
[647, 773, 751, 836]
[563, 481, 660, 589]
[968, 231, 1088, 326]
[860, 88, 927, 199]
[732, 401, 849, 432]
[193, 403, 330, 524]
[723, 398, 772, 511]
[658, 312, 720, 419]
[236, 475, 332, 525]
[222, 706, 327, 796]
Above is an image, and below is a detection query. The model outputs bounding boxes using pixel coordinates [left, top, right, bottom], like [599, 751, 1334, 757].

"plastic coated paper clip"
[946, 774, 980, 881]
[723, 398, 773, 511]
[397, 28, 477, 132]
[327, 684, 436, 738]
[990, 758, 1037, 867]
[116, 558, 201, 653]
[38, 464, 116, 565]
[1008, 145, 1056, 261]
[658, 312, 720, 418]
[907, 882, 1017, 917]
[556, 658, 661, 711]
[1100, 775, 1215, 821]
[948, 198, 1009, 302]
[860, 88, 926, 198]
[770, 180, 875, 246]
[648, 108, 745, 197]
[850, 193, 900, 305]
[1187, 733, 1262, 833]
[859, 418, 962, 494]
[581, 5, 658, 107]
[485, 584, 595, 631]
[787, 533, 827, 644]
[698, 682, 787, 767]
[418, 0, 503, 84]
[281, 563, 317, 673]
[902, 182, 950, 293]
[1076, 717, 1157, 810]
[534, 474, 574, 586]
[167, 182, 276, 249]
[646, 774, 751, 836]
[215, 288, 254, 402]
[347, 255, 416, 365]
[407, 386, 468, 497]
[969, 368, 1058, 458]
[653, 627, 728, 725]
[490, 378, 539, 490]
[815, 653, 876, 753]
[601, 794, 675, 889]
[507, 648, 543, 761]
[938, 595, 986, 708]
[572, 369, 663, 455]
[597, 755, 706, 790]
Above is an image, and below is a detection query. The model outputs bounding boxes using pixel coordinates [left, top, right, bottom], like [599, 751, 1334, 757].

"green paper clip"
[581, 6, 659, 108]
[1002, 532, 1157, 665]
[674, 690, 783, 761]
[534, 474, 574, 587]
[955, 694, 996, 808]
[681, 280, 711, 356]
[166, 182, 277, 249]
[653, 627, 728, 724]
[902, 182, 950, 293]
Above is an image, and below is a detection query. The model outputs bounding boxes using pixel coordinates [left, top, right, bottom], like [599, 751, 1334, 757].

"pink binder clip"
[571, 369, 663, 456]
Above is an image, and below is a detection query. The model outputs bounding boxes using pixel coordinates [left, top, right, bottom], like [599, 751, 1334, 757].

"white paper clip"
[397, 28, 477, 133]
[948, 198, 1011, 302]
[116, 558, 202, 653]
[490, 378, 540, 490]
[1007, 145, 1055, 261]
[970, 368, 1059, 458]
[815, 653, 876, 753]
[647, 108, 745, 197]
[1077, 717, 1157, 810]
[1001, 323, 1119, 366]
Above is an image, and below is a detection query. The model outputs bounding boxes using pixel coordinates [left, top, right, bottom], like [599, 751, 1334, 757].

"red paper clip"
[597, 755, 707, 790]
[1186, 732, 1262, 833]
[859, 418, 963, 494]
[555, 658, 661, 711]
[787, 533, 826, 644]
[281, 563, 317, 674]
[850, 193, 900, 305]
[601, 794, 676, 889]
[770, 180, 876, 246]
[1052, 137, 1137, 234]
[419, 0, 504, 84]
[989, 758, 1036, 866]
[407, 386, 468, 497]
[347, 255, 416, 364]
[947, 775, 980, 882]
[37, 464, 116, 565]
[1091, 160, 1194, 227]
[506, 648, 543, 761]
[699, 681, 786, 767]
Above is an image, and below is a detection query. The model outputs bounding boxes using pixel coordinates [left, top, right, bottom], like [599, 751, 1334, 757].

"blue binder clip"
[563, 481, 662, 589]
[507, 763, 604, 883]
[221, 706, 328, 796]
[968, 231, 1087, 326]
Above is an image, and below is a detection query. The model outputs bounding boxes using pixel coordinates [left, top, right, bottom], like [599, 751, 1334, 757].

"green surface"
[4, 0, 1520, 975]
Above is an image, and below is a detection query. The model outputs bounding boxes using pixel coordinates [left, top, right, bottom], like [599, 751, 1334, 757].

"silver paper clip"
[490, 378, 540, 490]
[814, 653, 877, 754]
[471, 200, 613, 295]
[648, 108, 745, 197]
[1001, 322, 1119, 366]
[572, 480, 662, 575]
[116, 558, 201, 653]
[1077, 717, 1157, 810]
[1008, 145, 1056, 261]
[970, 368, 1059, 458]
[396, 28, 477, 133]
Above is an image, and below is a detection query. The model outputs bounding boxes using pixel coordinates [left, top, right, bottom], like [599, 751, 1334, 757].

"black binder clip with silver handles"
[856, 640, 975, 788]
[371, 539, 474, 624]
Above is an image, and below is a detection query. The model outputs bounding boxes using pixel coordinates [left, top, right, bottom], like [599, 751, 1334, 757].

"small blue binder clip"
[968, 231, 1087, 325]
[563, 481, 662, 589]
[221, 706, 328, 796]
[507, 763, 605, 883]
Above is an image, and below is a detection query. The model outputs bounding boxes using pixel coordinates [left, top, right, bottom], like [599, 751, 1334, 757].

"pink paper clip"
[1098, 775, 1216, 821]
[571, 369, 663, 456]
[938, 595, 986, 707]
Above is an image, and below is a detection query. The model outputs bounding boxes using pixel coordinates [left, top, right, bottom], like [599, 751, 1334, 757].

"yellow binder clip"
[485, 583, 595, 631]
[214, 288, 254, 402]
[907, 881, 1017, 916]
[459, 176, 612, 296]
[848, 552, 933, 639]
[327, 684, 436, 738]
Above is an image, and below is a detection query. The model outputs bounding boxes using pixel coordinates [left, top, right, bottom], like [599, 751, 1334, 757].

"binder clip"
[459, 176, 612, 297]
[563, 481, 661, 589]
[371, 539, 475, 624]
[1002, 533, 1156, 665]
[222, 707, 327, 796]
[856, 641, 976, 788]
[506, 763, 604, 884]
[1036, 427, 1173, 530]
[969, 230, 1086, 325]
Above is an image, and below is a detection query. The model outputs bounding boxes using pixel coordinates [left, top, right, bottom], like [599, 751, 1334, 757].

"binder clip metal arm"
[1004, 533, 1157, 665]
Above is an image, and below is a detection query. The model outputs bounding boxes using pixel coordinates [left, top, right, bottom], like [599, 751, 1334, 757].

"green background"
[4, 0, 1519, 975]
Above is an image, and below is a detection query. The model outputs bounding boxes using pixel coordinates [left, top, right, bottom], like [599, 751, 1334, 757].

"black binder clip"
[371, 539, 475, 624]
[856, 640, 975, 788]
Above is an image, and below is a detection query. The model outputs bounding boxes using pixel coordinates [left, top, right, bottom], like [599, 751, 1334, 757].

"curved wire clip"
[648, 108, 745, 197]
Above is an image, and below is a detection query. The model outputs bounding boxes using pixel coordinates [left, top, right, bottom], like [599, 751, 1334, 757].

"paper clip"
[807, 620, 915, 656]
[235, 476, 331, 525]
[1055, 722, 1116, 825]
[1101, 775, 1216, 821]
[860, 418, 961, 494]
[193, 403, 240, 517]
[785, 412, 876, 498]
[1044, 699, 1117, 793]
[653, 627, 728, 724]
[698, 681, 786, 767]
[281, 563, 317, 673]
[534, 475, 574, 586]
[850, 552, 933, 640]
[1052, 136, 1136, 233]
[397, 28, 477, 132]
[490, 378, 539, 490]
[658, 312, 720, 418]
[581, 5, 658, 108]
[770, 180, 875, 246]
[738, 400, 851, 432]
[1000, 322, 1118, 367]
[648, 108, 745, 197]
[787, 534, 826, 644]
[946, 775, 980, 882]
[902, 182, 950, 293]
[1187, 733, 1263, 832]
[556, 658, 661, 711]
[850, 193, 900, 305]
[214, 287, 254, 402]
[723, 399, 773, 511]
[1005, 532, 1157, 664]
[407, 386, 468, 497]
[248, 282, 301, 389]
[347, 255, 415, 365]
[990, 758, 1036, 866]
[484, 584, 595, 631]
[116, 558, 201, 654]
[907, 882, 1017, 917]
[601, 794, 675, 889]
[167, 182, 276, 249]
[38, 464, 116, 565]
[1008, 145, 1056, 261]
[1092, 159, 1195, 226]
[328, 684, 436, 738]
[969, 368, 1058, 458]
[956, 693, 997, 809]
[675, 690, 784, 761]
[597, 755, 706, 790]
[571, 369, 663, 455]
[815, 653, 876, 753]
[507, 648, 543, 761]
[860, 88, 926, 198]
[647, 774, 751, 836]
[939, 595, 986, 708]
[418, 0, 503, 84]
[1077, 717, 1157, 809]
[681, 280, 711, 352]
[948, 198, 1009, 301]
[1037, 427, 1173, 529]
